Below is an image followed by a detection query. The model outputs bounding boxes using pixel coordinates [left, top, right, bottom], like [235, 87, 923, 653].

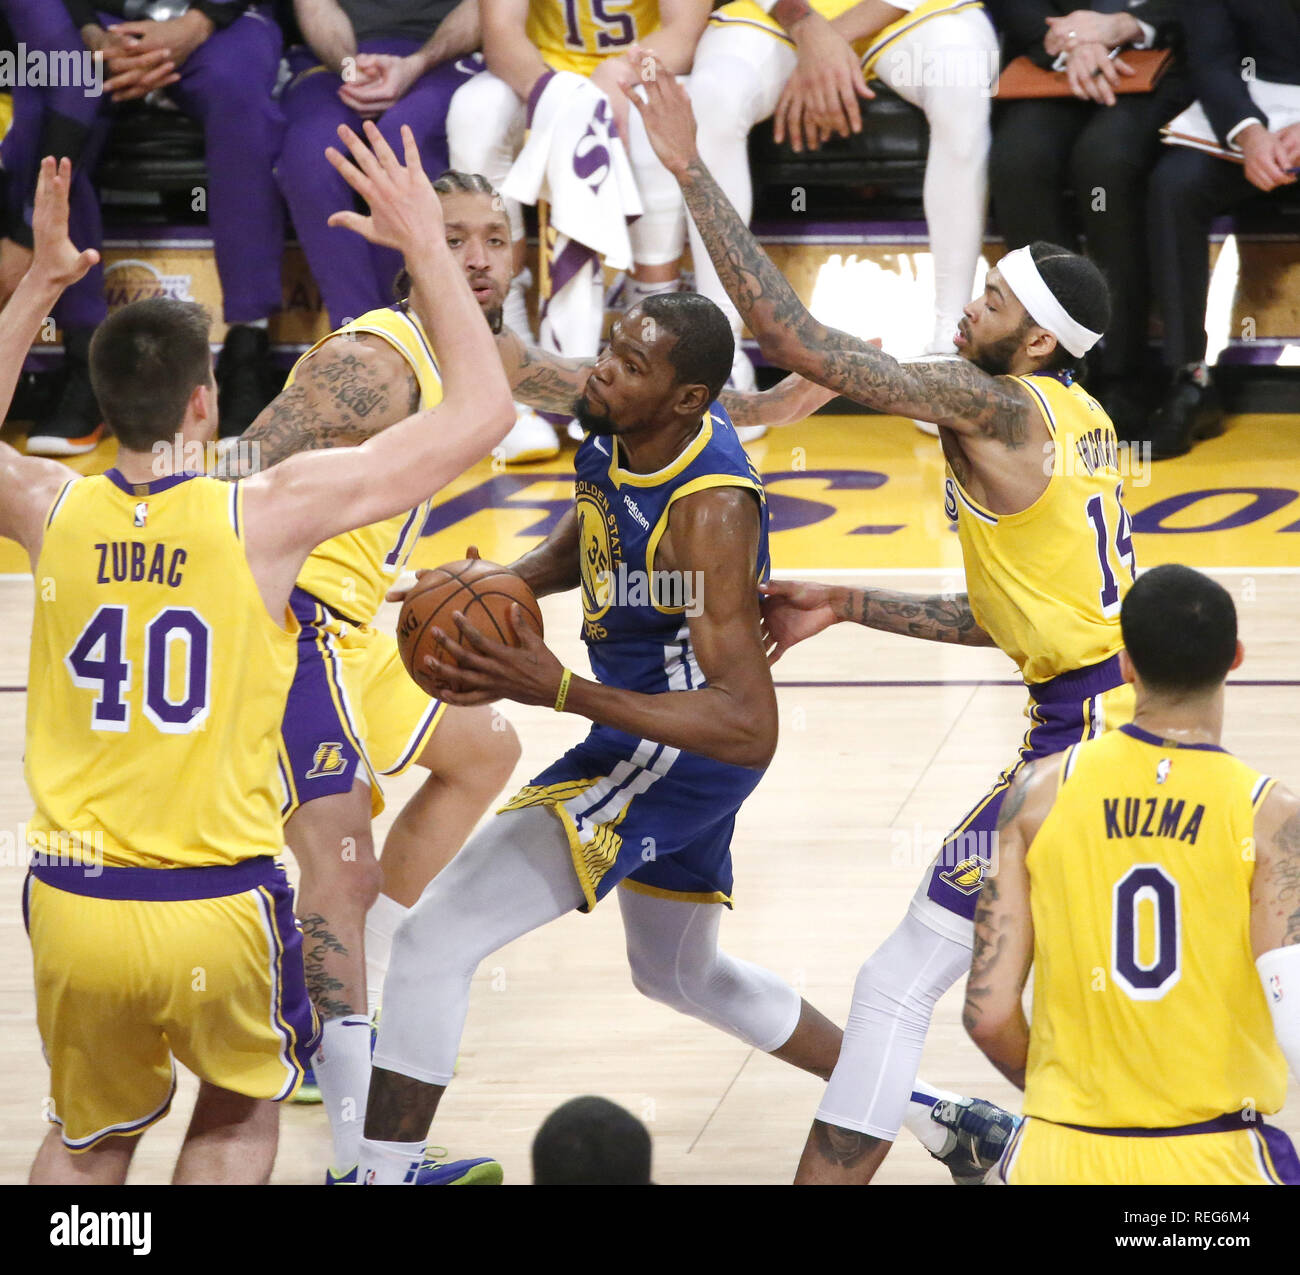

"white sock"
[902, 1079, 968, 1154]
[365, 893, 409, 1018]
[358, 1136, 425, 1185]
[243, 316, 269, 330]
[504, 268, 533, 339]
[314, 1014, 373, 1171]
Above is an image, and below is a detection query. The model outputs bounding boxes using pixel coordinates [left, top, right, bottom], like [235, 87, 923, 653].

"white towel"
[502, 70, 642, 268]
[502, 71, 645, 365]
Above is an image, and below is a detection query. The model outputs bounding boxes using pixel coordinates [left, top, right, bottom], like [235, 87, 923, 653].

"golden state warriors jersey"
[945, 372, 1135, 684]
[709, 0, 985, 74]
[527, 0, 661, 75]
[292, 307, 443, 624]
[25, 471, 299, 868]
[1024, 725, 1284, 1128]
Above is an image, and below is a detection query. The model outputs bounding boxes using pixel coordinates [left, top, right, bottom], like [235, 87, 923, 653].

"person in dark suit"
[1146, 0, 1300, 458]
[986, 0, 1190, 440]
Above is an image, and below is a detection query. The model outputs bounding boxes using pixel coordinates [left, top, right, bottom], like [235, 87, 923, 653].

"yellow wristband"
[554, 667, 573, 713]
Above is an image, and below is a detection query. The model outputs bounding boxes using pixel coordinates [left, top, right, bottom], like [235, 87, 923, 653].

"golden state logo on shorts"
[306, 742, 349, 780]
[939, 855, 986, 895]
[576, 479, 620, 638]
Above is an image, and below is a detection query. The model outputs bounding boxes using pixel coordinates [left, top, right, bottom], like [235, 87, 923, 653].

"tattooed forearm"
[829, 587, 996, 646]
[810, 1119, 884, 1169]
[676, 158, 1033, 442]
[502, 334, 593, 414]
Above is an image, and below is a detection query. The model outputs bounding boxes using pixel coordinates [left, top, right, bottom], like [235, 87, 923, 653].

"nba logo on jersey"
[133, 501, 148, 528]
[1271, 973, 1284, 1003]
[1156, 758, 1171, 784]
[305, 742, 349, 780]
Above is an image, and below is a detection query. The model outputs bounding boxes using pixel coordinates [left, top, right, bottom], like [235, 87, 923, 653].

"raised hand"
[620, 46, 699, 178]
[31, 157, 100, 290]
[326, 121, 444, 253]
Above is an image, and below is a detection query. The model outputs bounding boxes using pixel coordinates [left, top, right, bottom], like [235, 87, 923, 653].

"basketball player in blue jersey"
[1, 135, 514, 1183]
[630, 62, 1135, 1183]
[324, 291, 835, 1185]
[968, 565, 1300, 1184]
[232, 168, 827, 1180]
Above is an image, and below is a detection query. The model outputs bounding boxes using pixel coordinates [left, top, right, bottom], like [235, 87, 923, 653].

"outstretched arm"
[0, 157, 101, 558]
[624, 58, 1036, 443]
[760, 578, 995, 663]
[497, 327, 835, 430]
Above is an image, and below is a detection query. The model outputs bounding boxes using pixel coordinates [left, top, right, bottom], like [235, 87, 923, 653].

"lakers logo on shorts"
[305, 742, 349, 780]
[938, 855, 986, 895]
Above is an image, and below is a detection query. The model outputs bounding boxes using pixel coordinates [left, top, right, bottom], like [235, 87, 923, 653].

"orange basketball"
[396, 559, 544, 697]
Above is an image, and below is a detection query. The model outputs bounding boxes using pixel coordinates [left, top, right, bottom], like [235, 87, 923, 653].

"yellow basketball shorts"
[24, 856, 319, 1151]
[279, 587, 446, 819]
[998, 1114, 1300, 1185]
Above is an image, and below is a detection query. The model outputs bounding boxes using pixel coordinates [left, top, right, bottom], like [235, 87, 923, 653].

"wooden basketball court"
[1, 412, 1297, 1185]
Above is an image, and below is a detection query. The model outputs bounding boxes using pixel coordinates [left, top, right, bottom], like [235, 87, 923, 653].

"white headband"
[997, 247, 1102, 358]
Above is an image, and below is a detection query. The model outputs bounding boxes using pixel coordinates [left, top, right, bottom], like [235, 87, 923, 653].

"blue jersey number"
[66, 604, 212, 735]
[1111, 864, 1181, 1000]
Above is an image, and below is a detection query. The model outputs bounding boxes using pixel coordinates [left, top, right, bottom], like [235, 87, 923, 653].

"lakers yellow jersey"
[1024, 725, 1284, 1128]
[946, 372, 1135, 684]
[291, 306, 443, 624]
[709, 0, 985, 74]
[25, 471, 299, 868]
[527, 0, 661, 76]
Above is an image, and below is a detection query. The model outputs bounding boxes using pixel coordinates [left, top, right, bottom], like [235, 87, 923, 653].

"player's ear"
[1118, 648, 1137, 686]
[1024, 326, 1057, 365]
[676, 382, 710, 416]
[1230, 639, 1245, 672]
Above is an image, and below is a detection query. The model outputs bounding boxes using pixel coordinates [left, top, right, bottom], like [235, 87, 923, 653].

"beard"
[484, 302, 503, 335]
[571, 392, 619, 436]
[965, 317, 1032, 376]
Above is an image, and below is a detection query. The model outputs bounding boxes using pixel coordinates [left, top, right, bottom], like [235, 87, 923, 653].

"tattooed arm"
[624, 64, 1037, 443]
[228, 333, 420, 478]
[1250, 786, 1300, 957]
[962, 760, 1050, 1089]
[495, 328, 835, 429]
[760, 578, 996, 663]
[1250, 786, 1300, 1080]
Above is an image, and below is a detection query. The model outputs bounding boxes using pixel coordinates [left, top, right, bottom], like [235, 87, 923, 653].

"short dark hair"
[531, 1096, 653, 1186]
[639, 292, 735, 404]
[89, 299, 212, 451]
[1120, 564, 1238, 695]
[1027, 241, 1111, 375]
